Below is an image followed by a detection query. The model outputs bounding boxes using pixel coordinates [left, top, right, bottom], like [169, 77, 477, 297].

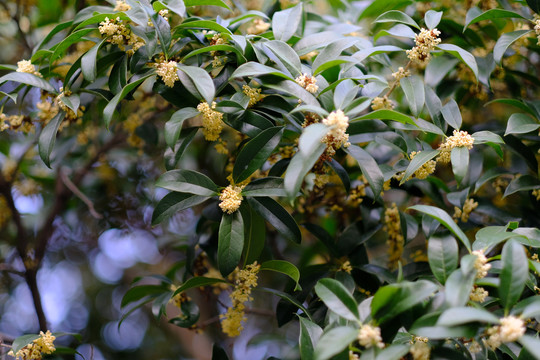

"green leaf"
[473, 226, 524, 253]
[73, 12, 130, 31]
[242, 177, 286, 197]
[400, 149, 439, 185]
[161, 0, 186, 16]
[212, 344, 230, 360]
[315, 278, 359, 321]
[284, 129, 327, 198]
[247, 197, 301, 243]
[218, 211, 244, 277]
[464, 9, 527, 31]
[261, 260, 301, 291]
[263, 40, 302, 78]
[313, 327, 358, 360]
[424, 10, 443, 29]
[437, 307, 499, 326]
[400, 75, 424, 117]
[81, 39, 106, 82]
[152, 192, 209, 225]
[257, 287, 312, 321]
[519, 335, 540, 360]
[474, 167, 508, 193]
[345, 145, 385, 199]
[444, 269, 476, 307]
[299, 317, 323, 360]
[354, 109, 417, 126]
[121, 285, 168, 307]
[408, 205, 471, 251]
[173, 277, 229, 296]
[103, 73, 155, 128]
[411, 325, 477, 339]
[371, 280, 437, 324]
[505, 113, 540, 136]
[241, 205, 266, 266]
[494, 30, 532, 65]
[500, 239, 528, 312]
[233, 127, 284, 184]
[184, 0, 230, 10]
[472, 130, 504, 144]
[156, 169, 218, 196]
[0, 72, 57, 94]
[312, 38, 358, 76]
[451, 146, 469, 186]
[441, 99, 462, 130]
[12, 335, 41, 354]
[359, 0, 413, 19]
[437, 44, 478, 82]
[164, 108, 200, 149]
[177, 64, 215, 104]
[151, 12, 172, 58]
[169, 301, 200, 327]
[272, 3, 302, 42]
[428, 234, 459, 284]
[175, 20, 232, 35]
[504, 175, 540, 198]
[375, 10, 420, 29]
[513, 228, 540, 248]
[375, 344, 410, 360]
[230, 62, 292, 80]
[182, 44, 246, 63]
[38, 111, 65, 168]
[50, 28, 95, 63]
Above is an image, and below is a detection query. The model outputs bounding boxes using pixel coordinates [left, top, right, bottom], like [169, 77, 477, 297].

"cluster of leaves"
[4, 0, 540, 359]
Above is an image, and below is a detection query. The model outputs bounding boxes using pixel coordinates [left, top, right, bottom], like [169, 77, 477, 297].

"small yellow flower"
[295, 73, 318, 93]
[197, 101, 224, 141]
[358, 324, 384, 349]
[470, 286, 488, 302]
[246, 18, 270, 35]
[384, 203, 403, 270]
[113, 0, 131, 11]
[406, 28, 441, 67]
[219, 185, 245, 214]
[243, 85, 265, 107]
[371, 96, 394, 110]
[16, 60, 41, 77]
[322, 110, 350, 152]
[472, 249, 491, 279]
[437, 130, 475, 163]
[155, 60, 179, 88]
[392, 67, 411, 81]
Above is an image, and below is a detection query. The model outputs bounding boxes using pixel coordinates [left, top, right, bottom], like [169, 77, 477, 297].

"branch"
[59, 168, 103, 219]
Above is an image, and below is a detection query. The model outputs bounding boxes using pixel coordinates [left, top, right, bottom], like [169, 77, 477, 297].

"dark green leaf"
[173, 277, 229, 296]
[175, 20, 232, 35]
[437, 44, 478, 82]
[242, 177, 286, 197]
[152, 192, 209, 225]
[0, 72, 57, 94]
[505, 113, 540, 136]
[121, 285, 168, 307]
[437, 307, 499, 326]
[519, 335, 540, 360]
[494, 30, 532, 65]
[400, 149, 439, 184]
[400, 75, 424, 117]
[424, 10, 443, 29]
[428, 234, 459, 284]
[464, 9, 526, 31]
[500, 239, 528, 311]
[164, 108, 200, 149]
[38, 111, 65, 167]
[241, 205, 266, 266]
[451, 146, 469, 186]
[444, 269, 476, 307]
[299, 317, 323, 360]
[504, 175, 540, 198]
[169, 301, 200, 327]
[261, 260, 301, 291]
[151, 12, 172, 57]
[218, 211, 244, 277]
[441, 99, 462, 130]
[233, 127, 284, 184]
[345, 145, 385, 199]
[50, 29, 95, 63]
[375, 344, 410, 360]
[184, 0, 230, 10]
[247, 197, 301, 243]
[156, 169, 218, 196]
[375, 10, 420, 29]
[230, 62, 293, 80]
[81, 39, 107, 82]
[354, 109, 417, 126]
[177, 64, 215, 104]
[272, 3, 302, 42]
[313, 327, 358, 360]
[315, 278, 359, 321]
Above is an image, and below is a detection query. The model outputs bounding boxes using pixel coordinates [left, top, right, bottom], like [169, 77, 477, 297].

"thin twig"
[59, 168, 103, 219]
[0, 264, 24, 277]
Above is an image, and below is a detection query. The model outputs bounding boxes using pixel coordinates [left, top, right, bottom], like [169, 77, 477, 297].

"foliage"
[2, 0, 540, 359]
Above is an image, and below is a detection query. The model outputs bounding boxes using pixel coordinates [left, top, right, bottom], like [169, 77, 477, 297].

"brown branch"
[59, 169, 103, 219]
[0, 264, 24, 277]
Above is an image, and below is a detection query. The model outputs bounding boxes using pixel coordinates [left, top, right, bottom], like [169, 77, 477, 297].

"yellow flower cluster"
[56, 91, 85, 131]
[0, 195, 12, 228]
[437, 130, 475, 163]
[16, 60, 42, 77]
[246, 18, 270, 35]
[197, 101, 224, 141]
[392, 66, 411, 81]
[219, 185, 245, 214]
[0, 113, 34, 133]
[453, 198, 478, 223]
[154, 60, 179, 88]
[348, 181, 367, 206]
[123, 113, 144, 148]
[470, 285, 488, 302]
[535, 19, 540, 45]
[15, 178, 41, 196]
[406, 28, 441, 67]
[371, 96, 394, 110]
[384, 203, 404, 270]
[114, 0, 131, 11]
[358, 324, 384, 349]
[321, 110, 350, 155]
[407, 151, 436, 181]
[486, 316, 525, 349]
[409, 337, 430, 360]
[220, 262, 260, 337]
[242, 85, 265, 107]
[338, 259, 353, 274]
[295, 73, 318, 94]
[532, 189, 540, 201]
[169, 285, 190, 309]
[472, 249, 491, 279]
[36, 100, 59, 124]
[8, 330, 56, 360]
[98, 17, 144, 54]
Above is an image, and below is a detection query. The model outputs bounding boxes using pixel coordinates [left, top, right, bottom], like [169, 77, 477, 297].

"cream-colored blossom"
[99, 17, 144, 53]
[221, 262, 260, 337]
[219, 185, 245, 214]
[246, 18, 270, 35]
[358, 324, 384, 349]
[295, 73, 318, 93]
[472, 249, 491, 279]
[243, 85, 265, 107]
[17, 59, 42, 77]
[371, 96, 394, 110]
[486, 316, 525, 349]
[534, 19, 540, 45]
[437, 130, 475, 163]
[321, 110, 350, 152]
[392, 66, 411, 81]
[470, 286, 488, 302]
[9, 330, 56, 360]
[114, 0, 131, 11]
[197, 101, 224, 141]
[406, 28, 441, 67]
[384, 203, 403, 270]
[453, 198, 478, 223]
[410, 341, 430, 360]
[155, 60, 179, 87]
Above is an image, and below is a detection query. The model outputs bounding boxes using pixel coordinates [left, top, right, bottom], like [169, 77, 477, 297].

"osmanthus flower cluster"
[8, 331, 55, 360]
